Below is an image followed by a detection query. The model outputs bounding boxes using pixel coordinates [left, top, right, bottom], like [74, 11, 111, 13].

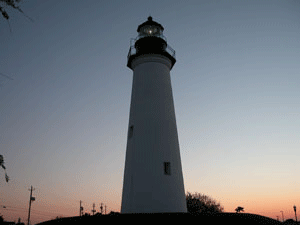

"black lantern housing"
[127, 17, 176, 69]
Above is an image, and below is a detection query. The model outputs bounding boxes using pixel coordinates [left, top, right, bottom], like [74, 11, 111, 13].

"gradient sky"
[1, 0, 299, 224]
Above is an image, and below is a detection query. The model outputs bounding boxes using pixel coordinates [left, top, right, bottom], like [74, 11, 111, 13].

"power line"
[1, 207, 72, 224]
[0, 72, 14, 80]
[2, 196, 115, 221]
[3, 208, 71, 219]
[2, 202, 115, 216]
[1, 205, 72, 217]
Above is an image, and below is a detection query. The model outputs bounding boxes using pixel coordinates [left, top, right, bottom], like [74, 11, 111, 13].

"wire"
[1, 205, 73, 218]
[0, 72, 14, 80]
[6, 18, 12, 33]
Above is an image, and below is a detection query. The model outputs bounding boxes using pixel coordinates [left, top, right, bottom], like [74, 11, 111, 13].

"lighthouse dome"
[137, 16, 164, 34]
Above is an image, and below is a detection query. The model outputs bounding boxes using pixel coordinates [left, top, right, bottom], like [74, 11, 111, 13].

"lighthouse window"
[164, 162, 171, 175]
[128, 125, 134, 139]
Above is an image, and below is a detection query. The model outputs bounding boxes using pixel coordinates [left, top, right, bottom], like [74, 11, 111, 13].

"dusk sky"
[1, 0, 299, 224]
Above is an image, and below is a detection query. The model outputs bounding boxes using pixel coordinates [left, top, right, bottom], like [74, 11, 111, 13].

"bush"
[186, 192, 224, 214]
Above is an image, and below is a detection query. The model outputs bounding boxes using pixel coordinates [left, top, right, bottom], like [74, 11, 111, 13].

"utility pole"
[100, 203, 103, 214]
[280, 211, 284, 222]
[79, 201, 83, 216]
[294, 205, 297, 222]
[27, 186, 35, 225]
[92, 203, 96, 216]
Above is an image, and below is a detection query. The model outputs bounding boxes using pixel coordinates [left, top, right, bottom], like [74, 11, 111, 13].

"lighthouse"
[121, 17, 187, 213]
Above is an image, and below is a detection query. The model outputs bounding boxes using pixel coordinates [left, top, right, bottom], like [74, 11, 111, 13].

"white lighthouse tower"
[121, 17, 187, 213]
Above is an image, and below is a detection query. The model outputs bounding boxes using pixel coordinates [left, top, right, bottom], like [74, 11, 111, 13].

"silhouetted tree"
[0, 155, 9, 182]
[186, 192, 224, 214]
[0, 0, 32, 20]
[0, 215, 4, 223]
[0, 0, 32, 32]
[235, 206, 244, 213]
[1, 0, 21, 19]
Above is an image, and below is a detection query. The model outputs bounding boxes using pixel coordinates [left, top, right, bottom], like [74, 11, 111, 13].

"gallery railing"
[127, 38, 176, 62]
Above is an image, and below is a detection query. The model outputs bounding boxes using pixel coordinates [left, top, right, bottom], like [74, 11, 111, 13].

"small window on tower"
[128, 125, 134, 139]
[164, 162, 171, 175]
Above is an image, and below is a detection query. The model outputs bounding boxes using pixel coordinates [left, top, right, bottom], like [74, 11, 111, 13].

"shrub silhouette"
[186, 192, 224, 214]
[235, 206, 244, 213]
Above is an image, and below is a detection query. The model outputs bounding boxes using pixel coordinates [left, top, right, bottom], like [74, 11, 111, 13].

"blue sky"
[1, 0, 299, 223]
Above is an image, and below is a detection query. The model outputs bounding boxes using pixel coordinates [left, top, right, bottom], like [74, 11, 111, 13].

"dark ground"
[36, 212, 282, 225]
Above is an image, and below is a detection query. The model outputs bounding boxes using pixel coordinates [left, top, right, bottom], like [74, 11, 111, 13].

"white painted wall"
[121, 54, 187, 213]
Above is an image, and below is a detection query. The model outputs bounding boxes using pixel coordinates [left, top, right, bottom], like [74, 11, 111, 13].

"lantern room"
[127, 17, 176, 69]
